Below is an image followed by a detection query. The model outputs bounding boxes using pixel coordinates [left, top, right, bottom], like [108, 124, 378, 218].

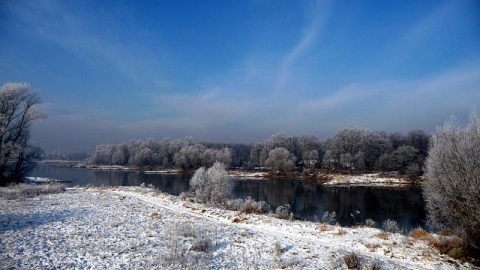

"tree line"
[89, 128, 429, 176]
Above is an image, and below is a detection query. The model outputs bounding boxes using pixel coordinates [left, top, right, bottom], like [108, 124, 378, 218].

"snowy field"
[323, 173, 412, 186]
[0, 186, 471, 269]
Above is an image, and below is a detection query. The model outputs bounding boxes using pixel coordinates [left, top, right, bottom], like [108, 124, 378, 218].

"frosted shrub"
[189, 161, 234, 204]
[273, 242, 284, 256]
[225, 197, 271, 214]
[160, 223, 215, 269]
[343, 252, 361, 269]
[424, 109, 480, 256]
[176, 223, 195, 238]
[275, 256, 305, 269]
[224, 198, 243, 210]
[190, 237, 212, 253]
[321, 211, 336, 225]
[364, 219, 377, 228]
[242, 197, 271, 214]
[382, 219, 401, 234]
[275, 204, 293, 220]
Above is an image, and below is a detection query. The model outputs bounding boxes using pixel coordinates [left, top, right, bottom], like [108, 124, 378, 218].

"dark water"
[31, 164, 426, 230]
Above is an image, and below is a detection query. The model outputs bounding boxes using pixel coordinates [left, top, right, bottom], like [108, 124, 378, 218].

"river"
[31, 164, 426, 231]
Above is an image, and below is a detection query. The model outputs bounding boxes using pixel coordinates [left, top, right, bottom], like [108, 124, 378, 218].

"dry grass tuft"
[410, 227, 428, 240]
[150, 212, 161, 219]
[318, 224, 330, 232]
[344, 252, 361, 269]
[232, 217, 244, 223]
[375, 232, 389, 240]
[363, 242, 381, 252]
[427, 235, 464, 259]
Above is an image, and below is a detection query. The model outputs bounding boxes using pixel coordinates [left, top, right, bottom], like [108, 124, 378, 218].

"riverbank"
[0, 186, 471, 269]
[60, 162, 414, 187]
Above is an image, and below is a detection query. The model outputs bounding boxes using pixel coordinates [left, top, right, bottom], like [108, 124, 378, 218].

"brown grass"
[427, 235, 464, 259]
[318, 224, 330, 232]
[410, 227, 429, 240]
[363, 242, 381, 252]
[344, 252, 362, 269]
[150, 212, 161, 219]
[375, 232, 389, 240]
[407, 227, 464, 259]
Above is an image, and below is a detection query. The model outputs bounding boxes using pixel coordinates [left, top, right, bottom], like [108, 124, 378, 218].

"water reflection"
[235, 180, 425, 229]
[31, 164, 425, 230]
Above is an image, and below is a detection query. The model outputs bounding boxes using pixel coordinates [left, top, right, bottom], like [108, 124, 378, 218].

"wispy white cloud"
[276, 0, 330, 89]
[290, 63, 480, 132]
[6, 0, 169, 89]
[398, 1, 456, 46]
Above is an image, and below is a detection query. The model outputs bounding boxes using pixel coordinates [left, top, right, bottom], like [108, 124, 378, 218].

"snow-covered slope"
[0, 187, 470, 269]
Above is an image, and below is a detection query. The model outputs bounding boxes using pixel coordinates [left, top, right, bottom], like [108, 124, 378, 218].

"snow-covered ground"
[228, 170, 269, 179]
[323, 173, 412, 186]
[0, 187, 470, 269]
[25, 177, 72, 184]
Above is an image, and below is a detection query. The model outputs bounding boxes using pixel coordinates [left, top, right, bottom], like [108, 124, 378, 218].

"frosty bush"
[160, 223, 215, 269]
[189, 161, 234, 204]
[275, 204, 293, 220]
[190, 237, 212, 253]
[273, 242, 284, 256]
[343, 252, 361, 269]
[321, 211, 336, 225]
[382, 219, 401, 234]
[225, 197, 271, 214]
[424, 109, 480, 256]
[175, 223, 196, 238]
[364, 219, 377, 228]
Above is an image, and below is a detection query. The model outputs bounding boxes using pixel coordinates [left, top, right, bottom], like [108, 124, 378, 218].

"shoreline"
[37, 161, 418, 187]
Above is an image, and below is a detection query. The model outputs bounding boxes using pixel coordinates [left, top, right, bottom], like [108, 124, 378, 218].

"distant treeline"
[89, 128, 429, 175]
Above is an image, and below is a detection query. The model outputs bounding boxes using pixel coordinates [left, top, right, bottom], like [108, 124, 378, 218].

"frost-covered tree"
[229, 143, 251, 168]
[376, 145, 421, 175]
[215, 147, 232, 167]
[406, 129, 429, 155]
[189, 161, 233, 204]
[259, 132, 294, 166]
[174, 144, 205, 170]
[264, 147, 296, 174]
[112, 147, 128, 165]
[423, 110, 480, 255]
[201, 148, 217, 167]
[0, 83, 44, 185]
[323, 128, 369, 170]
[133, 147, 154, 168]
[302, 149, 319, 168]
[391, 145, 419, 174]
[90, 144, 116, 165]
[361, 131, 392, 170]
[248, 143, 262, 169]
[388, 132, 407, 150]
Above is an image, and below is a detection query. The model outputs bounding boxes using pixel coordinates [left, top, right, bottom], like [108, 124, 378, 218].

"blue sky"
[1, 0, 479, 152]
